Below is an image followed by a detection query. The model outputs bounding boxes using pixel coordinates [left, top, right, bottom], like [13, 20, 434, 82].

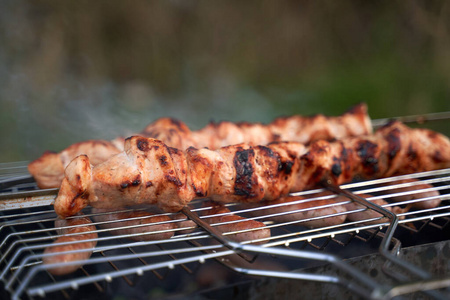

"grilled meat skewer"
[242, 191, 348, 228]
[143, 103, 371, 150]
[342, 194, 405, 225]
[54, 140, 306, 217]
[382, 178, 442, 209]
[43, 214, 97, 275]
[29, 103, 371, 189]
[201, 201, 271, 244]
[91, 208, 176, 241]
[54, 121, 450, 218]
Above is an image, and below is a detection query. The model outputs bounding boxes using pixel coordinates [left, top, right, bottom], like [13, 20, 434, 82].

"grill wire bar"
[322, 180, 450, 300]
[182, 206, 384, 299]
[0, 168, 449, 299]
[1, 111, 450, 299]
[371, 111, 450, 128]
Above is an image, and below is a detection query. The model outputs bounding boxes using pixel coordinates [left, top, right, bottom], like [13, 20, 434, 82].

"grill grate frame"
[0, 168, 449, 299]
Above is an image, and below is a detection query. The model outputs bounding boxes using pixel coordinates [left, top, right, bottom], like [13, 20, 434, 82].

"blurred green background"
[1, 0, 449, 162]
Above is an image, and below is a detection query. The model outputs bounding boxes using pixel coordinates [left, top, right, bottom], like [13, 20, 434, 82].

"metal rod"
[322, 180, 450, 299]
[322, 179, 399, 253]
[1, 167, 449, 299]
[182, 205, 393, 298]
[0, 175, 35, 191]
[180, 206, 255, 263]
[232, 243, 387, 299]
[371, 111, 450, 128]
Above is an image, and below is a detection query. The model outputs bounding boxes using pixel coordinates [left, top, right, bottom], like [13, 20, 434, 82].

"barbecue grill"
[1, 113, 450, 300]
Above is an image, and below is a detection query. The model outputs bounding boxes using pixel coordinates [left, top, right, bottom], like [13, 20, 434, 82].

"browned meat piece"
[382, 178, 442, 209]
[185, 103, 372, 149]
[54, 121, 450, 218]
[28, 140, 122, 189]
[343, 194, 405, 225]
[299, 121, 450, 190]
[29, 103, 371, 188]
[201, 202, 271, 243]
[171, 212, 197, 234]
[242, 191, 347, 228]
[139, 117, 198, 150]
[42, 215, 97, 275]
[91, 208, 176, 241]
[54, 139, 306, 217]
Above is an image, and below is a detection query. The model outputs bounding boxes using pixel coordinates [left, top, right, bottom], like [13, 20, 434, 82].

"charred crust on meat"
[310, 166, 327, 185]
[331, 156, 342, 177]
[132, 176, 141, 186]
[70, 191, 89, 209]
[186, 147, 197, 155]
[407, 143, 417, 161]
[165, 174, 182, 187]
[385, 128, 401, 160]
[257, 146, 276, 158]
[287, 150, 298, 161]
[433, 150, 444, 163]
[136, 138, 150, 152]
[340, 142, 347, 155]
[168, 147, 181, 155]
[168, 118, 186, 131]
[340, 143, 349, 163]
[197, 190, 206, 197]
[339, 143, 353, 177]
[159, 155, 168, 166]
[356, 140, 379, 175]
[233, 148, 256, 198]
[331, 163, 342, 177]
[120, 174, 141, 189]
[301, 152, 314, 167]
[192, 183, 206, 197]
[278, 160, 293, 175]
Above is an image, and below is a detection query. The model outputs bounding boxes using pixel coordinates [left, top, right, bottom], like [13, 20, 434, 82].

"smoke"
[0, 1, 307, 162]
[0, 60, 279, 162]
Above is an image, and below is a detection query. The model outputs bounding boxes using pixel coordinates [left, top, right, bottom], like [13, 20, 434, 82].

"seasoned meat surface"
[43, 215, 97, 275]
[54, 121, 450, 218]
[28, 140, 121, 189]
[299, 121, 450, 189]
[29, 103, 371, 188]
[201, 202, 271, 243]
[54, 138, 306, 217]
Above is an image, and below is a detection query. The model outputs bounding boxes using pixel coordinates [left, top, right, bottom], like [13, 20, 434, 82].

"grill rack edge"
[0, 168, 449, 299]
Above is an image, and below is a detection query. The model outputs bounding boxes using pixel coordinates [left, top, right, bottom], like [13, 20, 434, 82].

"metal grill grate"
[0, 167, 449, 299]
[1, 112, 450, 300]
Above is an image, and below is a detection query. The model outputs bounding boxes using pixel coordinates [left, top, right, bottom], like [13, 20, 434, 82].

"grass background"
[1, 0, 449, 162]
